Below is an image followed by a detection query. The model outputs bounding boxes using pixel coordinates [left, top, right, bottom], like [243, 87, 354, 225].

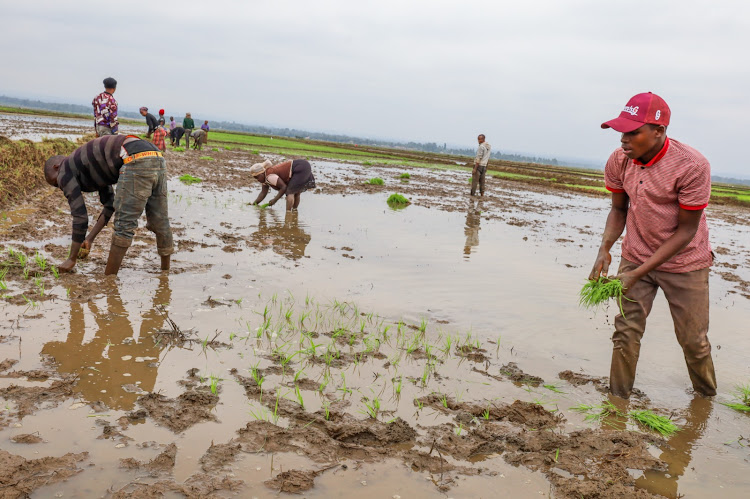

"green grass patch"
[211, 148, 219, 152]
[363, 161, 373, 166]
[387, 193, 409, 205]
[399, 173, 410, 179]
[179, 174, 202, 185]
[173, 147, 185, 152]
[199, 156, 214, 161]
[366, 178, 384, 185]
[224, 146, 233, 150]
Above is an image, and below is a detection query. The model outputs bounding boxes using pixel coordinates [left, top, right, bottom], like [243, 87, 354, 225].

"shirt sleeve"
[604, 149, 626, 193]
[59, 173, 89, 244]
[677, 160, 711, 210]
[475, 146, 483, 163]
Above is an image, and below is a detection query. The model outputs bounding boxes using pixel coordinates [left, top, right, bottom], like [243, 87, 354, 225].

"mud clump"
[264, 469, 318, 493]
[135, 389, 219, 433]
[199, 441, 242, 472]
[112, 473, 243, 498]
[455, 344, 489, 363]
[559, 369, 609, 393]
[0, 450, 88, 497]
[10, 433, 43, 444]
[0, 376, 77, 419]
[120, 443, 177, 474]
[499, 362, 544, 386]
[0, 359, 18, 373]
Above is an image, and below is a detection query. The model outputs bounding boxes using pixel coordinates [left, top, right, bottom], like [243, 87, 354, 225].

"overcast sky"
[2, 0, 749, 177]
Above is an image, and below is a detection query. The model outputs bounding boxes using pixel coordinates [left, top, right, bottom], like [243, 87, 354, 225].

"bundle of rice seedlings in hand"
[579, 276, 633, 317]
[628, 409, 680, 437]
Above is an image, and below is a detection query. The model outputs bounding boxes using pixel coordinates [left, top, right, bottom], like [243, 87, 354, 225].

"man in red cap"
[589, 92, 716, 399]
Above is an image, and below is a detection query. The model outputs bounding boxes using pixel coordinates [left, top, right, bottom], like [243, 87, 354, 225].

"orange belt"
[123, 151, 163, 164]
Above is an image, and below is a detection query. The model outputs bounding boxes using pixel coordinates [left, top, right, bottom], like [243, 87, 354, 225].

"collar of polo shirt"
[633, 138, 671, 167]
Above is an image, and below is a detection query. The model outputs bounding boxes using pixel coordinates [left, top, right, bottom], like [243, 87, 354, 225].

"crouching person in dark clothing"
[44, 134, 174, 275]
[171, 126, 185, 147]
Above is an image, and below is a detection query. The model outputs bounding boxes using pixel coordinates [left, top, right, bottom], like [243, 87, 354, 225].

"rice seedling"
[322, 400, 331, 420]
[440, 393, 448, 408]
[22, 267, 29, 280]
[387, 193, 410, 206]
[173, 146, 185, 152]
[366, 177, 384, 185]
[14, 250, 27, 267]
[454, 422, 464, 436]
[414, 398, 424, 411]
[553, 448, 560, 463]
[363, 160, 373, 166]
[721, 384, 750, 412]
[34, 252, 47, 271]
[51, 265, 59, 279]
[482, 407, 491, 420]
[361, 396, 381, 419]
[399, 173, 410, 179]
[543, 383, 566, 394]
[394, 377, 402, 395]
[628, 410, 680, 437]
[211, 148, 219, 152]
[570, 401, 622, 422]
[293, 384, 305, 409]
[199, 156, 214, 161]
[252, 149, 260, 154]
[257, 203, 270, 209]
[179, 174, 202, 185]
[579, 277, 634, 317]
[209, 375, 222, 395]
[419, 318, 427, 334]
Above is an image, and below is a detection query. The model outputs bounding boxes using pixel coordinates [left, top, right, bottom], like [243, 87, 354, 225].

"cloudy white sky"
[2, 0, 749, 176]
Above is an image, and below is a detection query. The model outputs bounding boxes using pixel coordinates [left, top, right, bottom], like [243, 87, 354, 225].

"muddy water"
[2, 154, 750, 497]
[0, 112, 142, 141]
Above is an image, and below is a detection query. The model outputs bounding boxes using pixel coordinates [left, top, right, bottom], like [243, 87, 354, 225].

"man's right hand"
[78, 240, 92, 259]
[589, 248, 612, 280]
[58, 258, 77, 272]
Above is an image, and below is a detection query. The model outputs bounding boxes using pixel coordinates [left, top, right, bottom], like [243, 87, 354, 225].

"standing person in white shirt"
[472, 134, 491, 196]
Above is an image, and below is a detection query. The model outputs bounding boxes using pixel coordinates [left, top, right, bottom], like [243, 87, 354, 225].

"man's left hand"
[616, 270, 641, 296]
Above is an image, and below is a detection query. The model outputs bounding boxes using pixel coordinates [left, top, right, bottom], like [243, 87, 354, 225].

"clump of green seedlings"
[211, 148, 219, 152]
[256, 203, 270, 210]
[572, 401, 680, 437]
[366, 177, 385, 185]
[173, 146, 185, 152]
[386, 193, 410, 206]
[179, 174, 202, 185]
[722, 383, 750, 412]
[579, 276, 633, 317]
[199, 156, 214, 161]
[628, 409, 680, 437]
[399, 173, 410, 179]
[363, 160, 373, 166]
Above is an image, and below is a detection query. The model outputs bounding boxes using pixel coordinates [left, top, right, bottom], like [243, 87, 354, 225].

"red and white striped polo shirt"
[605, 138, 712, 273]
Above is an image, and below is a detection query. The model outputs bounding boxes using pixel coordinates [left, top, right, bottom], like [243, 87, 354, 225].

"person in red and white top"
[589, 92, 717, 399]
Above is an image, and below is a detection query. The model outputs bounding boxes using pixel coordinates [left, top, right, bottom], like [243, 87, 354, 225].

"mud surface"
[1, 118, 749, 498]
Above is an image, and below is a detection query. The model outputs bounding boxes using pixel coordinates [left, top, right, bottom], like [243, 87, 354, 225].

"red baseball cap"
[601, 92, 670, 133]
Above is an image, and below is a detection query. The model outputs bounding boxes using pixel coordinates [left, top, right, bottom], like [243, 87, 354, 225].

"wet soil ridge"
[0, 450, 89, 498]
[130, 388, 219, 433]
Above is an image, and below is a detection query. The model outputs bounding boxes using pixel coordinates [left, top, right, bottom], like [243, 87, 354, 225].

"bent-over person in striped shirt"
[589, 92, 716, 399]
[44, 135, 174, 275]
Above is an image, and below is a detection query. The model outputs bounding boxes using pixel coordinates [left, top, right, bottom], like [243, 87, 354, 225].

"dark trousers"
[610, 258, 716, 398]
[471, 165, 486, 196]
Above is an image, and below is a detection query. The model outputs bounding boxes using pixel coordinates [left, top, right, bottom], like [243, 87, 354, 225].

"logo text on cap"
[623, 106, 639, 116]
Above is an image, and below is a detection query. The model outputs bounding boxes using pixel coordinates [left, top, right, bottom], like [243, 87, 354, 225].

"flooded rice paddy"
[1, 121, 750, 498]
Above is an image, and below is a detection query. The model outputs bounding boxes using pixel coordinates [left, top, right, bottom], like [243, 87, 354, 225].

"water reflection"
[463, 200, 482, 258]
[250, 210, 311, 261]
[41, 276, 171, 410]
[636, 396, 713, 499]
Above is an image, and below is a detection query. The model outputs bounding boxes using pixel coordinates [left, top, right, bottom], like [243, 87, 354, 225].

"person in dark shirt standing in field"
[183, 112, 195, 148]
[92, 77, 119, 137]
[140, 107, 159, 138]
[44, 135, 174, 275]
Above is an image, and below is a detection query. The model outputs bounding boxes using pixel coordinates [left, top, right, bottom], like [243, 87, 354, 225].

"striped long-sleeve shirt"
[58, 135, 128, 243]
